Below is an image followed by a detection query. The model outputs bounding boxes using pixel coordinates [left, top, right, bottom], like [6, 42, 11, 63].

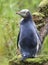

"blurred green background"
[0, 0, 48, 65]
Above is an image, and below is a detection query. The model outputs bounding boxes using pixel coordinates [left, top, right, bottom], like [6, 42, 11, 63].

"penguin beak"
[16, 12, 21, 15]
[16, 11, 27, 18]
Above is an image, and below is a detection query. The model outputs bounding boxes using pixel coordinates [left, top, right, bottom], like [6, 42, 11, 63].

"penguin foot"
[20, 55, 37, 61]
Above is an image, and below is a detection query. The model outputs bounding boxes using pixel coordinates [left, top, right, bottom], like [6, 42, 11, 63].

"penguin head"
[16, 9, 31, 18]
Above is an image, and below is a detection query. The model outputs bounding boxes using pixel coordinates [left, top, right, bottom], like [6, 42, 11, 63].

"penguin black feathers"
[16, 9, 42, 61]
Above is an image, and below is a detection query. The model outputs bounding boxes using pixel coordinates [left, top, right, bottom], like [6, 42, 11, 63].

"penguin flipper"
[17, 31, 20, 48]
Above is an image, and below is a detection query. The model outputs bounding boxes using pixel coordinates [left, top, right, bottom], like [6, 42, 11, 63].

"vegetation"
[0, 0, 48, 65]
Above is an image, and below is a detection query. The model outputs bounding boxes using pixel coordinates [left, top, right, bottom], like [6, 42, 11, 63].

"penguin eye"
[26, 11, 30, 16]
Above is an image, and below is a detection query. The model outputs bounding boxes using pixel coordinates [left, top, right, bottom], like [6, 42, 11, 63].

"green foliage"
[39, 0, 48, 16]
[39, 0, 48, 7]
[41, 36, 48, 55]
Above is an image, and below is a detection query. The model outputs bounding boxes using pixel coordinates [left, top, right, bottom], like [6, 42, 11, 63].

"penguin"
[16, 9, 42, 61]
